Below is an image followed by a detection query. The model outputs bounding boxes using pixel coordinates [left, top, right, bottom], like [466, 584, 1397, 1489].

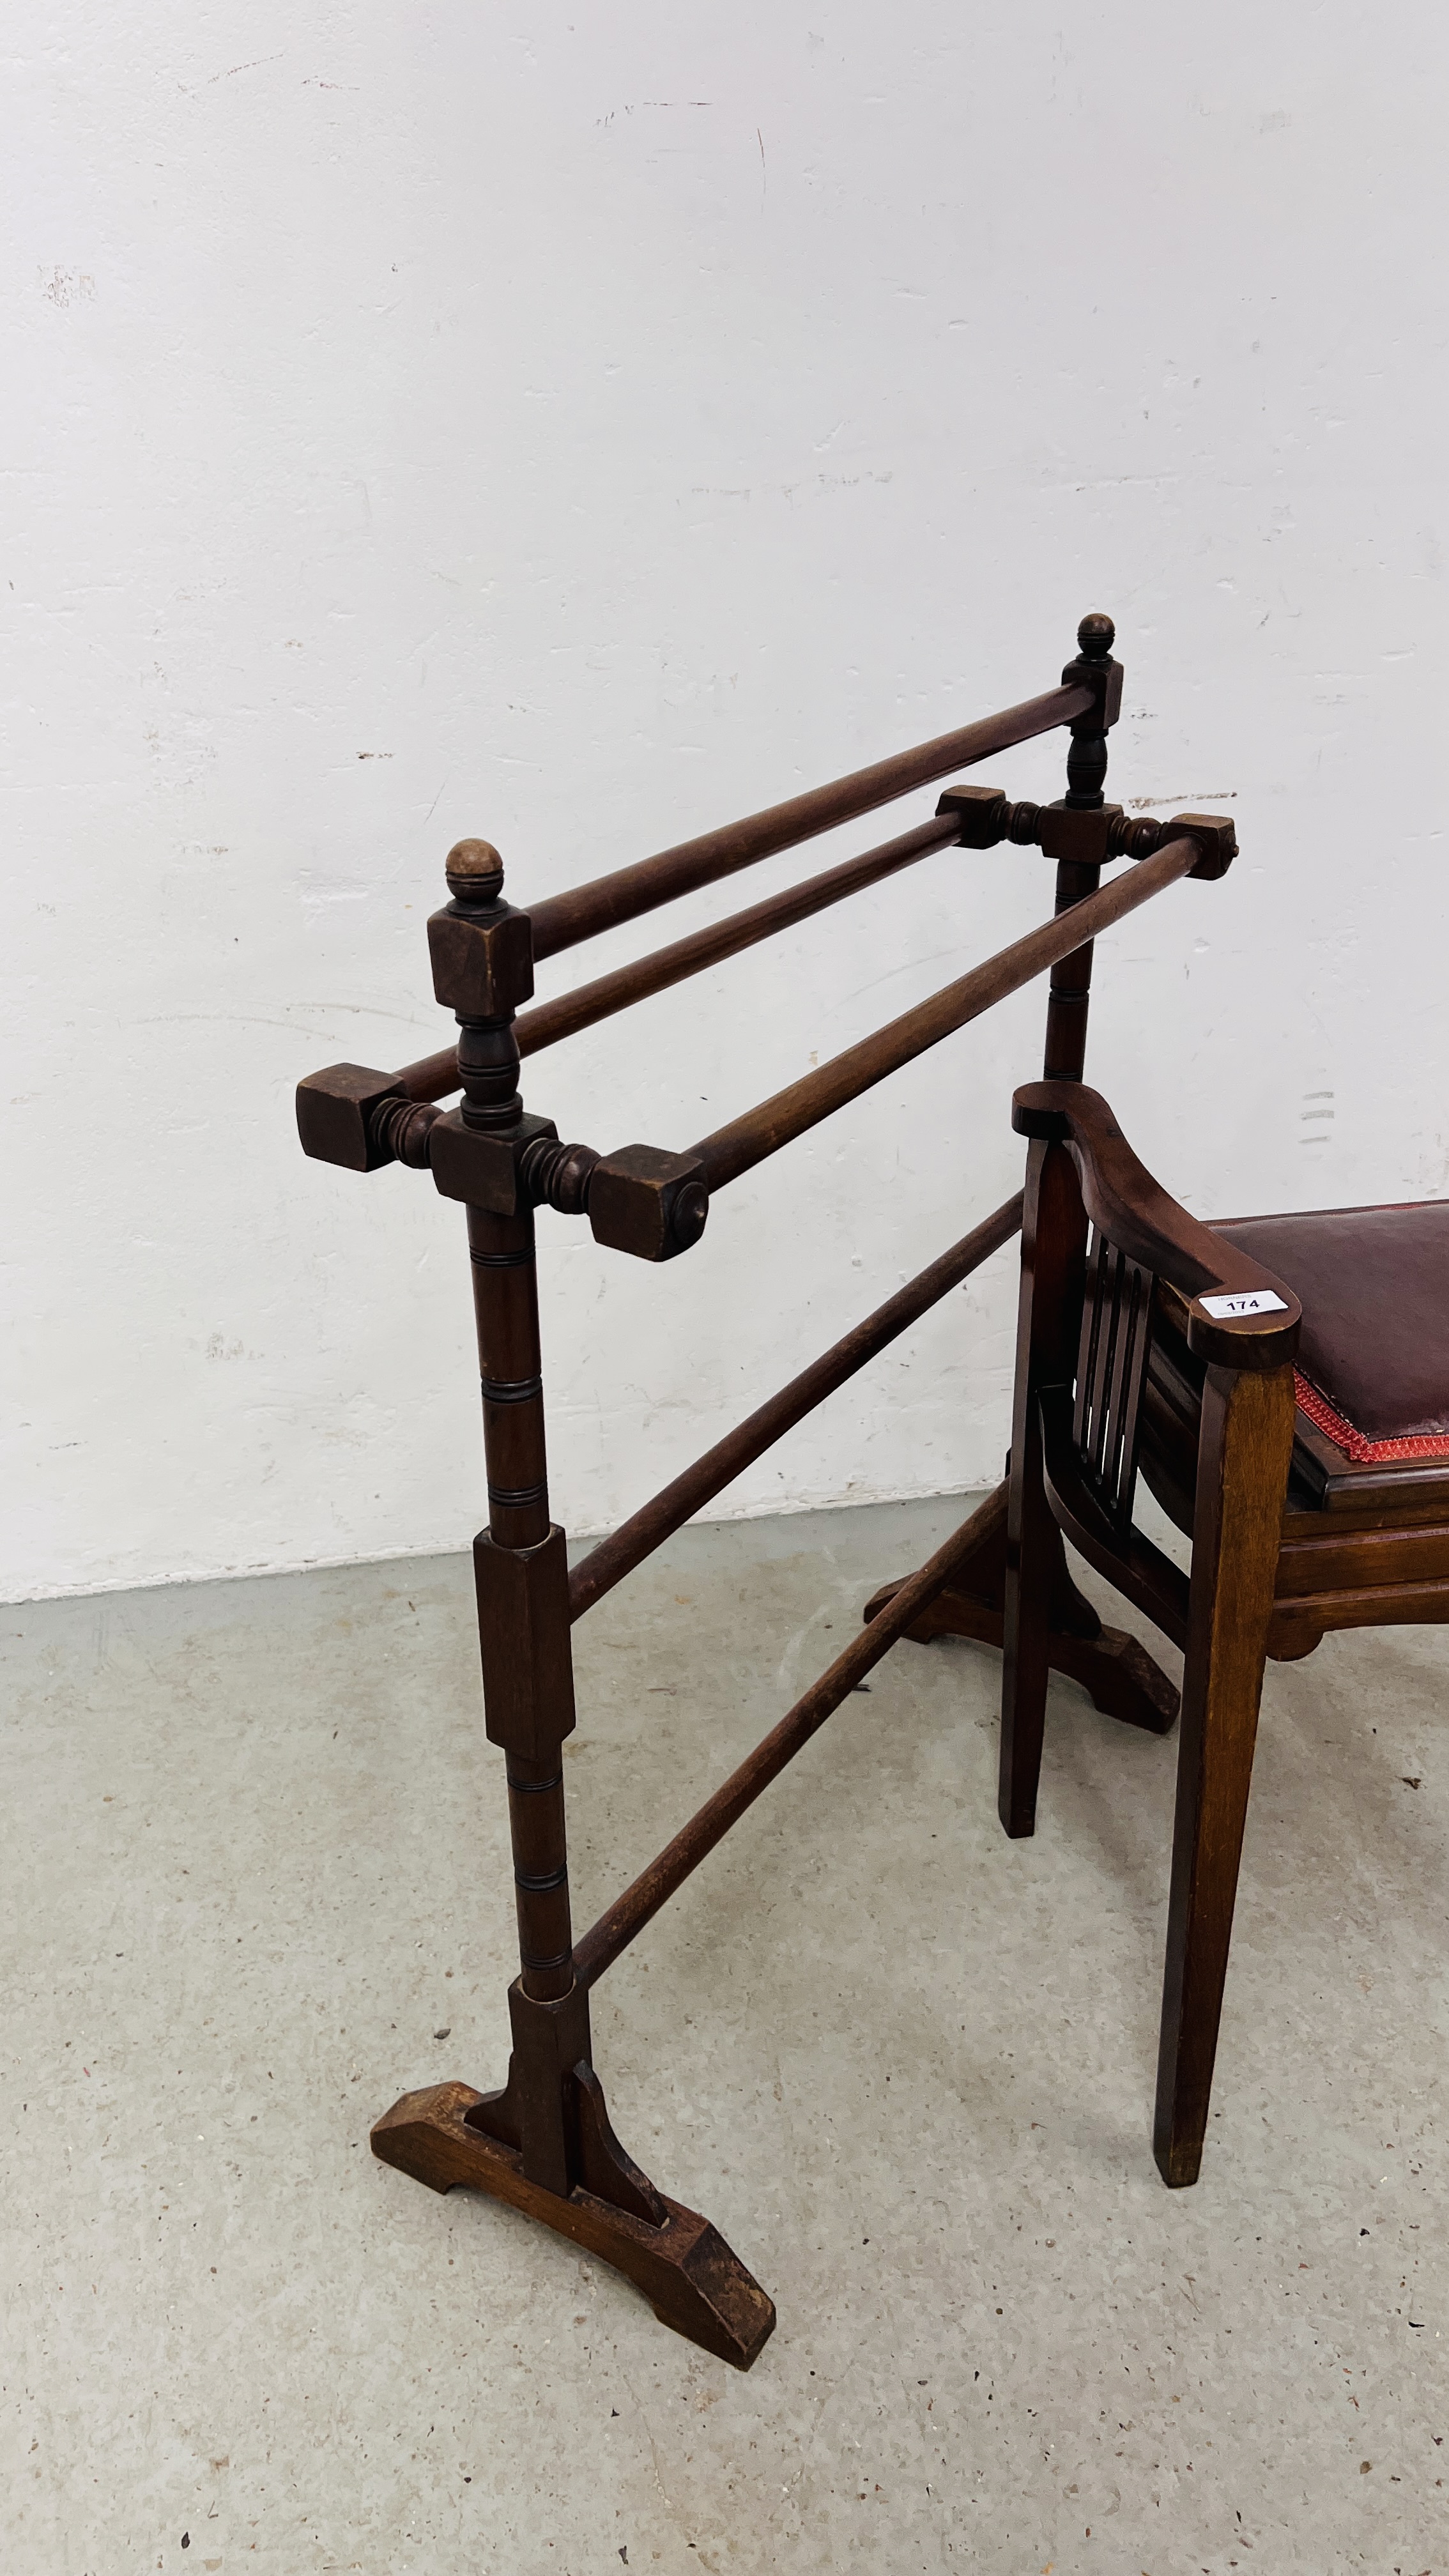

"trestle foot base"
[862, 1577, 1179, 1736]
[371, 2078, 776, 2370]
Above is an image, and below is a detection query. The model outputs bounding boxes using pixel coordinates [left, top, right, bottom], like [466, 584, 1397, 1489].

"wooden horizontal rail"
[518, 811, 963, 1060]
[526, 682, 1091, 962]
[571, 1487, 1001, 1988]
[394, 812, 967, 1105]
[395, 808, 969, 1105]
[568, 1188, 1023, 1621]
[692, 834, 1199, 1192]
[401, 1042, 464, 1103]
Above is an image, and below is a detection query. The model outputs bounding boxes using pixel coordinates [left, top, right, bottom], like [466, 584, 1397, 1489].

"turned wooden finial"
[445, 838, 505, 907]
[1063, 611, 1122, 811]
[429, 838, 528, 1131]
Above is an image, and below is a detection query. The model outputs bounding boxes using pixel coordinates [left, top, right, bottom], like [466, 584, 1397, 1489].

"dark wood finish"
[333, 834, 1216, 1242]
[1039, 1384, 1191, 1650]
[1271, 1508, 1449, 1641]
[1154, 1360, 1298, 2185]
[940, 786, 1187, 867]
[993, 1083, 1300, 1867]
[924, 1597, 1177, 1725]
[357, 844, 778, 2355]
[861, 628, 1184, 1731]
[1011, 1082, 1301, 1370]
[585, 1145, 710, 1264]
[372, 2082, 774, 2369]
[572, 1489, 1004, 1989]
[525, 682, 1092, 960]
[1143, 1315, 1449, 1657]
[296, 1062, 409, 1170]
[519, 811, 961, 1052]
[301, 613, 1265, 2351]
[385, 818, 958, 1111]
[386, 789, 1204, 1116]
[693, 835, 1199, 1192]
[1000, 1138, 1094, 1836]
[1043, 611, 1121, 1080]
[366, 793, 1222, 1138]
[466, 1200, 578, 2011]
[1286, 1409, 1449, 1510]
[861, 1478, 1179, 1735]
[981, 1077, 1449, 2191]
[429, 1107, 556, 1215]
[1144, 1309, 1449, 1531]
[570, 1192, 1025, 1620]
[1074, 1229, 1152, 1527]
[310, 848, 1209, 1250]
[445, 836, 506, 901]
[428, 893, 535, 1022]
[997, 1094, 1301, 2184]
[397, 1041, 464, 1103]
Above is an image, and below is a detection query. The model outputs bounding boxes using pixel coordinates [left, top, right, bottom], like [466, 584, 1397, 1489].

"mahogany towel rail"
[297, 614, 1237, 2365]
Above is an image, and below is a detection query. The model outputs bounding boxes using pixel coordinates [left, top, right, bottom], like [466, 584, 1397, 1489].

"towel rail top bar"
[303, 822, 1223, 1272]
[388, 759, 1176, 1114]
[525, 678, 1093, 962]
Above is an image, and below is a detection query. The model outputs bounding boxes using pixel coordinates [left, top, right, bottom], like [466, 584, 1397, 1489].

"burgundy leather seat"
[1213, 1202, 1449, 1463]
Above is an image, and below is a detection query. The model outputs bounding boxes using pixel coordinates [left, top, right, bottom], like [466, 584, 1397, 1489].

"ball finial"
[1077, 612, 1116, 658]
[445, 838, 505, 905]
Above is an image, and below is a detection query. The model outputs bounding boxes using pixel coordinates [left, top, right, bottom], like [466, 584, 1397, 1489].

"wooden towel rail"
[567, 1192, 1025, 1621]
[297, 613, 1236, 2365]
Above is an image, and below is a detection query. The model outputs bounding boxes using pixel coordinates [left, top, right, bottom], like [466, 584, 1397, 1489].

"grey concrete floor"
[4, 1494, 1448, 2575]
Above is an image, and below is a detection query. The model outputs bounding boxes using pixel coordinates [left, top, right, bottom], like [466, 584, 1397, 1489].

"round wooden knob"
[445, 838, 505, 905]
[1077, 612, 1116, 657]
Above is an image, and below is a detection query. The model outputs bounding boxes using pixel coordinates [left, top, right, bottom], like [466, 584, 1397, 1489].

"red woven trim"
[1294, 1371, 1449, 1464]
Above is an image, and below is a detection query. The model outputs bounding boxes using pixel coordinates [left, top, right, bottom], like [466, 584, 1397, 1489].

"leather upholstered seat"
[1213, 1201, 1449, 1465]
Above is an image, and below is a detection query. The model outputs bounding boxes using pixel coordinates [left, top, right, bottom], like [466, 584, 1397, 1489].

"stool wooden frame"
[297, 615, 1235, 2365]
[992, 1080, 1449, 2193]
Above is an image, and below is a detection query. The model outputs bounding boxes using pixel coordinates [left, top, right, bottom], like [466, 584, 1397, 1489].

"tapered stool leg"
[1154, 1361, 1296, 2185]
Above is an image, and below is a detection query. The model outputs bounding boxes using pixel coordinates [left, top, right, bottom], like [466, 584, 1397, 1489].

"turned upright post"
[1000, 613, 1158, 1825]
[1041, 611, 1124, 1082]
[429, 839, 593, 2188]
[368, 836, 776, 2368]
[861, 610, 1175, 1743]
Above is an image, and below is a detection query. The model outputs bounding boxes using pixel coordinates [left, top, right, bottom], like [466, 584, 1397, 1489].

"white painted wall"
[4, 4, 1446, 1600]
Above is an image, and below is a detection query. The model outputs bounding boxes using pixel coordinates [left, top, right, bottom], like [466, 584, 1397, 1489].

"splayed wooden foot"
[864, 1476, 1179, 1738]
[372, 2076, 776, 2370]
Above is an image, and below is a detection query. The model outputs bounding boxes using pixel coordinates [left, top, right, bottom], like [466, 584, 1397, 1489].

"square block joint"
[1038, 802, 1124, 867]
[431, 1110, 559, 1213]
[428, 901, 535, 1020]
[296, 1063, 406, 1172]
[588, 1146, 709, 1263]
[1172, 813, 1238, 880]
[1062, 653, 1124, 730]
[936, 785, 1008, 847]
[473, 1526, 577, 1759]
